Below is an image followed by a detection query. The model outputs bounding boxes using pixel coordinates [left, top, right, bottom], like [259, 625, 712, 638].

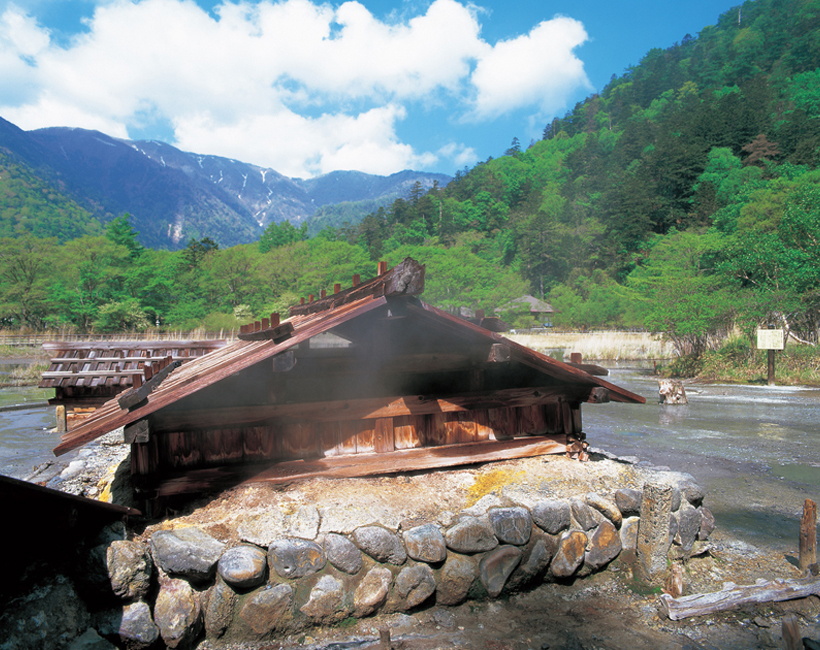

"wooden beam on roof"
[289, 257, 425, 317]
[140, 435, 569, 498]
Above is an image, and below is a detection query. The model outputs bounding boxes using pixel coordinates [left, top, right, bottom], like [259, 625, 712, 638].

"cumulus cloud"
[0, 0, 590, 176]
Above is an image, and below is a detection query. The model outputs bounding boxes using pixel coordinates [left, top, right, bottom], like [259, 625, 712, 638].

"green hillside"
[0, 153, 101, 241]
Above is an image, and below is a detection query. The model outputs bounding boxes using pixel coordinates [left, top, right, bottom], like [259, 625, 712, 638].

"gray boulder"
[353, 526, 407, 565]
[268, 538, 326, 579]
[396, 563, 436, 609]
[569, 498, 598, 531]
[444, 516, 498, 553]
[106, 540, 152, 601]
[436, 553, 477, 606]
[150, 528, 224, 582]
[585, 520, 622, 570]
[479, 545, 522, 597]
[550, 530, 588, 579]
[217, 544, 267, 589]
[403, 524, 447, 563]
[488, 507, 532, 546]
[531, 499, 571, 535]
[154, 577, 201, 649]
[353, 567, 393, 617]
[239, 584, 293, 636]
[204, 576, 236, 640]
[300, 575, 349, 623]
[614, 488, 642, 518]
[585, 493, 622, 528]
[324, 533, 363, 574]
[119, 601, 159, 650]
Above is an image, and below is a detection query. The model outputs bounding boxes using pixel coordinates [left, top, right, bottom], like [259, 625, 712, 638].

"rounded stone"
[436, 553, 478, 606]
[620, 516, 640, 551]
[488, 507, 532, 546]
[119, 601, 159, 649]
[585, 493, 623, 528]
[217, 545, 267, 589]
[585, 520, 622, 570]
[396, 563, 436, 609]
[444, 516, 498, 553]
[479, 545, 522, 597]
[352, 526, 407, 565]
[107, 540, 152, 601]
[403, 524, 447, 563]
[149, 528, 225, 582]
[569, 497, 598, 531]
[325, 533, 363, 574]
[300, 575, 349, 623]
[698, 506, 716, 541]
[531, 499, 571, 535]
[205, 577, 237, 639]
[239, 584, 293, 636]
[268, 538, 326, 579]
[550, 530, 588, 579]
[506, 530, 558, 592]
[353, 567, 393, 617]
[614, 488, 642, 518]
[154, 578, 202, 649]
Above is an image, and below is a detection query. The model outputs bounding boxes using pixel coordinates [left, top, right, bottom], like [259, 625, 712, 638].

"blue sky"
[0, 0, 741, 178]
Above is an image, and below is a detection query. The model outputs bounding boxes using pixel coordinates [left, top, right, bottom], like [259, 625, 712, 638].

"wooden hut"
[54, 258, 644, 507]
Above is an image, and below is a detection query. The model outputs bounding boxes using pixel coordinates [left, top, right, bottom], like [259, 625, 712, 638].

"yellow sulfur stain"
[466, 468, 525, 507]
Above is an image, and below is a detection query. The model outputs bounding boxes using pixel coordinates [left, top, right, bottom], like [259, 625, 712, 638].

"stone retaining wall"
[103, 481, 714, 649]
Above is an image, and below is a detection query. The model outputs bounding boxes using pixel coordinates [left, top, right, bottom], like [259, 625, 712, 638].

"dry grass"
[507, 330, 675, 361]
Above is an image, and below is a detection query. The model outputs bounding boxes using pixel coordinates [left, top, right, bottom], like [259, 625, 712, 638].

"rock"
[300, 575, 349, 623]
[0, 576, 91, 650]
[479, 545, 522, 597]
[679, 479, 706, 507]
[505, 531, 557, 592]
[204, 576, 236, 639]
[396, 563, 436, 609]
[217, 544, 267, 589]
[636, 482, 674, 582]
[353, 526, 407, 565]
[585, 493, 623, 528]
[67, 628, 117, 650]
[620, 517, 640, 551]
[239, 584, 293, 636]
[119, 601, 159, 650]
[237, 505, 320, 546]
[436, 553, 478, 606]
[658, 378, 687, 404]
[461, 494, 505, 517]
[353, 567, 393, 617]
[154, 577, 201, 649]
[532, 499, 571, 535]
[698, 506, 716, 540]
[444, 516, 498, 553]
[669, 514, 678, 546]
[268, 538, 326, 579]
[550, 530, 588, 579]
[488, 507, 532, 546]
[664, 563, 684, 598]
[403, 524, 447, 563]
[675, 502, 702, 552]
[570, 497, 598, 531]
[106, 540, 152, 601]
[585, 520, 622, 570]
[670, 488, 682, 513]
[324, 533, 363, 574]
[150, 528, 225, 582]
[615, 488, 642, 518]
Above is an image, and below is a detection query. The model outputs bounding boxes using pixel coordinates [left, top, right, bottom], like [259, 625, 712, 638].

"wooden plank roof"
[39, 340, 227, 390]
[53, 258, 644, 457]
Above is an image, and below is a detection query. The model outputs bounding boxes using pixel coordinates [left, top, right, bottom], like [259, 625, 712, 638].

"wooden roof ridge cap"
[53, 296, 390, 456]
[289, 257, 425, 317]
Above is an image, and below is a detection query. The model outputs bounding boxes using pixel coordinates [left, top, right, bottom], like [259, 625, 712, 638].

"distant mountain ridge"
[0, 117, 450, 249]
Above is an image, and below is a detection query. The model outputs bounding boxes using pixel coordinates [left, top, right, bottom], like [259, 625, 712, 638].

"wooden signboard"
[757, 329, 784, 350]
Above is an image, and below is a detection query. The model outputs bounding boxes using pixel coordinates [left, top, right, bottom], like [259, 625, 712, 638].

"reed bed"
[507, 330, 675, 361]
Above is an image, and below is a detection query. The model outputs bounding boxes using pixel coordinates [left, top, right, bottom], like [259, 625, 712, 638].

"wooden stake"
[352, 274, 361, 286]
[800, 498, 817, 574]
[334, 283, 341, 294]
[320, 289, 326, 299]
[270, 313, 280, 327]
[56, 405, 67, 434]
[377, 261, 388, 275]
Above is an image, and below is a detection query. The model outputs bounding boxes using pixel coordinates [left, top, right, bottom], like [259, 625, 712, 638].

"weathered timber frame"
[53, 258, 644, 501]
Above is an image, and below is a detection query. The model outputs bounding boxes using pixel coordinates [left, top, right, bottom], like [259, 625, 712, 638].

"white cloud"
[470, 16, 591, 120]
[0, 0, 590, 176]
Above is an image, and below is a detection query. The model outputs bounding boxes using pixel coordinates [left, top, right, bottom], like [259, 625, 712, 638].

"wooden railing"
[0, 330, 237, 347]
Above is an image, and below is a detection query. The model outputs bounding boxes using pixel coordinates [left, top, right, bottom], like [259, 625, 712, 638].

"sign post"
[757, 328, 784, 386]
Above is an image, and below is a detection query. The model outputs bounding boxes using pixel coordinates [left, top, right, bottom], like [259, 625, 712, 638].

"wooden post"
[352, 274, 361, 286]
[270, 313, 280, 327]
[300, 297, 305, 305]
[261, 317, 270, 330]
[56, 405, 67, 434]
[767, 348, 775, 386]
[334, 283, 341, 294]
[377, 261, 388, 275]
[475, 309, 484, 320]
[800, 498, 818, 574]
[320, 289, 326, 299]
[570, 352, 582, 364]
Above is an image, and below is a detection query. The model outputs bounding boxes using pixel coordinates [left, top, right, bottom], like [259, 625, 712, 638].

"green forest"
[1, 0, 819, 370]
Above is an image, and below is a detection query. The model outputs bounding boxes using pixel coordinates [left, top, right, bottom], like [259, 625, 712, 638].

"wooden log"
[147, 435, 569, 497]
[659, 577, 820, 621]
[124, 419, 150, 444]
[487, 343, 511, 363]
[800, 498, 818, 573]
[237, 321, 294, 342]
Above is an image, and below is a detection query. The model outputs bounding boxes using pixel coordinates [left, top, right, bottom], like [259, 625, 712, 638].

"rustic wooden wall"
[130, 402, 582, 477]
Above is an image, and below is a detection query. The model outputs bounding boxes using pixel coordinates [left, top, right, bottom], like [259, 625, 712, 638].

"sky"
[0, 0, 742, 179]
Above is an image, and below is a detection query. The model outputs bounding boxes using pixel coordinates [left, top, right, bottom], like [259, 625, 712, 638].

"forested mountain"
[1, 0, 818, 359]
[0, 118, 449, 249]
